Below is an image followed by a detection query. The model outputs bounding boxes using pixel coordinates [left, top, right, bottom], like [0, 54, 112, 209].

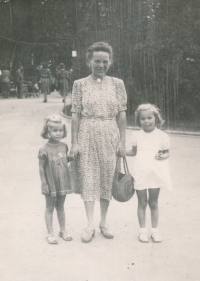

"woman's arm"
[69, 113, 81, 157]
[116, 111, 127, 156]
[39, 159, 49, 193]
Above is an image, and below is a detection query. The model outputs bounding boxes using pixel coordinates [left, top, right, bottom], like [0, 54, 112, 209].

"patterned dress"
[70, 75, 127, 201]
[38, 142, 72, 197]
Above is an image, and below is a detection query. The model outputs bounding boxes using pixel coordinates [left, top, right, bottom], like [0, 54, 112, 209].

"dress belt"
[82, 116, 115, 120]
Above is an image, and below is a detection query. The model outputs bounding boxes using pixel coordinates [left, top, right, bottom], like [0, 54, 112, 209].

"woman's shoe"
[138, 228, 149, 243]
[43, 100, 47, 103]
[99, 224, 114, 239]
[59, 231, 73, 241]
[81, 228, 95, 243]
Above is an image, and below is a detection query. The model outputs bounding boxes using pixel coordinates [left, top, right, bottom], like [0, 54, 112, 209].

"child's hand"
[42, 183, 50, 194]
[155, 151, 163, 160]
[67, 156, 73, 162]
[155, 150, 169, 160]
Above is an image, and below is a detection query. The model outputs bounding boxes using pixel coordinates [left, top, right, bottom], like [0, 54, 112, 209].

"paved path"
[0, 93, 200, 281]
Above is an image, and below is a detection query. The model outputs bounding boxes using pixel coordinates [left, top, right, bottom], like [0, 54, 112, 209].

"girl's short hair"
[86, 42, 113, 65]
[135, 103, 165, 127]
[41, 114, 67, 139]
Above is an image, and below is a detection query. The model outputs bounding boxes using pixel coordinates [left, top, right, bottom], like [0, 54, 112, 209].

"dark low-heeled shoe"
[99, 224, 114, 239]
[81, 229, 95, 243]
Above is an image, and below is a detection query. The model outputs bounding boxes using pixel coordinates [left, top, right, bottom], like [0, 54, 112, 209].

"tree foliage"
[0, 0, 199, 130]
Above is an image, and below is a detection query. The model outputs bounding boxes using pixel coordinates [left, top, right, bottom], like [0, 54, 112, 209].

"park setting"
[0, 1, 200, 281]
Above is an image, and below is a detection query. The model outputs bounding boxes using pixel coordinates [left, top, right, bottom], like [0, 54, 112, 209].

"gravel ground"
[0, 93, 200, 281]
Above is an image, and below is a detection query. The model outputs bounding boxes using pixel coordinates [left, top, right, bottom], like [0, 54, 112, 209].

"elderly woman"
[69, 42, 127, 243]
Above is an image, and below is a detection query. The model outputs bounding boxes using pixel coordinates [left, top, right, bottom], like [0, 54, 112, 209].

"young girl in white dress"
[126, 104, 172, 243]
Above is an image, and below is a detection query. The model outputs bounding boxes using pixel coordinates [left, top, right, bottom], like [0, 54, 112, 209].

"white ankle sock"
[139, 228, 147, 233]
[151, 228, 158, 234]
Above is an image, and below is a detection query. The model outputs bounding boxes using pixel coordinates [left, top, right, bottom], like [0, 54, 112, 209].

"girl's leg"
[84, 201, 95, 230]
[56, 195, 66, 232]
[45, 195, 55, 234]
[148, 188, 160, 228]
[136, 190, 148, 228]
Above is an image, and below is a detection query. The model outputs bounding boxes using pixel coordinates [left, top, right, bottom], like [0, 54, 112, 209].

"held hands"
[69, 143, 80, 159]
[117, 141, 126, 157]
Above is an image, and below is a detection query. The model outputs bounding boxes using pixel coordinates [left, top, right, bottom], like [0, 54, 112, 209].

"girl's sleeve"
[116, 79, 127, 112]
[161, 133, 170, 150]
[131, 132, 138, 147]
[38, 147, 47, 160]
[71, 80, 82, 113]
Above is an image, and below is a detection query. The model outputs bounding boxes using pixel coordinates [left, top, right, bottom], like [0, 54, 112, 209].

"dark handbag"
[112, 156, 134, 202]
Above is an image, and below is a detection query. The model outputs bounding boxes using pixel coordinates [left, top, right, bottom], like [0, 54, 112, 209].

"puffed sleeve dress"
[70, 75, 127, 201]
[130, 128, 172, 191]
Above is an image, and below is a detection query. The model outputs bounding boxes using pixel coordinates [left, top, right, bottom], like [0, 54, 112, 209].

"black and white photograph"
[0, 1, 200, 281]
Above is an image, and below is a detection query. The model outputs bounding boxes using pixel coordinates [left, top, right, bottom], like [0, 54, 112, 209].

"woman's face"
[89, 51, 111, 78]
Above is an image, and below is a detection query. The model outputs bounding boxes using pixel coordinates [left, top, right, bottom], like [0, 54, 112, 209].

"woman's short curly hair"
[86, 42, 113, 65]
[135, 103, 165, 127]
[41, 114, 67, 139]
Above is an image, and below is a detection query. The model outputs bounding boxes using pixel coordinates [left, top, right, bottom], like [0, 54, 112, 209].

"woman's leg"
[100, 198, 110, 226]
[136, 190, 148, 228]
[56, 195, 66, 232]
[84, 201, 95, 230]
[45, 195, 55, 234]
[148, 188, 160, 228]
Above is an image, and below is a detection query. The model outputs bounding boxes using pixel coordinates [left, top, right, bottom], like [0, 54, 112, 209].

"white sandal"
[46, 234, 58, 244]
[151, 232, 162, 243]
[138, 228, 149, 243]
[59, 231, 73, 241]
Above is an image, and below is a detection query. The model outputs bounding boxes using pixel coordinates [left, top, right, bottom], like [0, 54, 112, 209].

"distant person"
[126, 104, 172, 243]
[38, 62, 52, 103]
[16, 66, 24, 99]
[38, 115, 73, 244]
[1, 65, 11, 98]
[55, 63, 72, 102]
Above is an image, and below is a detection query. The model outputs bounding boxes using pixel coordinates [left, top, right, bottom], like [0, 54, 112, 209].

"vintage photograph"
[0, 1, 200, 281]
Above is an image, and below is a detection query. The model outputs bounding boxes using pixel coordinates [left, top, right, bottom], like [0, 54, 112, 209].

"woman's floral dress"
[70, 75, 127, 201]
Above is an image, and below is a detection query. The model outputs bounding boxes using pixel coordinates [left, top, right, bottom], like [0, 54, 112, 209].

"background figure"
[56, 63, 71, 103]
[1, 65, 11, 98]
[16, 66, 24, 99]
[38, 62, 52, 103]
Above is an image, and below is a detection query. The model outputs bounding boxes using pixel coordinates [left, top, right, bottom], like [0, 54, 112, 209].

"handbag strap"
[114, 156, 129, 181]
[123, 156, 129, 174]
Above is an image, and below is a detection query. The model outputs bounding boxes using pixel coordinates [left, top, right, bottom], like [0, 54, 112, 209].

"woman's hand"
[117, 141, 126, 157]
[69, 143, 80, 159]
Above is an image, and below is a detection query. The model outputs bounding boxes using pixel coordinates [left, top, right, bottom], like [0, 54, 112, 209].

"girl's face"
[89, 51, 111, 79]
[48, 123, 64, 143]
[139, 110, 156, 133]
